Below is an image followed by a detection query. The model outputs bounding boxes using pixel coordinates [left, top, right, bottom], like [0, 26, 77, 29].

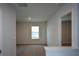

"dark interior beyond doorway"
[62, 20, 71, 46]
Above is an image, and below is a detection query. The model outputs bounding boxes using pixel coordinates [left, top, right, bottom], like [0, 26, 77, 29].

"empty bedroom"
[1, 3, 79, 56]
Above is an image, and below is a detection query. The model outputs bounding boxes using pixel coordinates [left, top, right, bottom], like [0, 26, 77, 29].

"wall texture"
[16, 22, 47, 44]
[47, 4, 79, 48]
[72, 4, 79, 48]
[1, 4, 16, 56]
[0, 4, 3, 56]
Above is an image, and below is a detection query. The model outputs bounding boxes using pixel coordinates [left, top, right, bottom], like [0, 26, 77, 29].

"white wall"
[72, 4, 79, 48]
[16, 22, 47, 44]
[47, 18, 58, 46]
[0, 5, 3, 56]
[0, 4, 16, 56]
[47, 4, 79, 48]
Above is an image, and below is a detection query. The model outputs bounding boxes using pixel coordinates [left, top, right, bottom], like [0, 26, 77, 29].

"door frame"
[59, 12, 72, 47]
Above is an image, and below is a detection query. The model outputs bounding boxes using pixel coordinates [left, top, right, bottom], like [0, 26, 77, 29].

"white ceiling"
[16, 3, 64, 22]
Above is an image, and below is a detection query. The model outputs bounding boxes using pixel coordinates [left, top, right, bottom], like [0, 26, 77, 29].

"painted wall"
[47, 17, 58, 46]
[72, 4, 79, 48]
[0, 4, 16, 56]
[47, 4, 79, 48]
[0, 4, 3, 56]
[16, 22, 47, 44]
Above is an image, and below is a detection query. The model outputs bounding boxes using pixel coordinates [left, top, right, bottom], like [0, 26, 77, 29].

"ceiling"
[16, 3, 64, 22]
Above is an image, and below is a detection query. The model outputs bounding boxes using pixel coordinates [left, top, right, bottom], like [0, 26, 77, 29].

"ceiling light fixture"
[28, 17, 31, 21]
[25, 17, 31, 21]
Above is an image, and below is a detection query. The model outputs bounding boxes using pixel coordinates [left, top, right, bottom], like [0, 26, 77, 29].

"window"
[31, 26, 39, 39]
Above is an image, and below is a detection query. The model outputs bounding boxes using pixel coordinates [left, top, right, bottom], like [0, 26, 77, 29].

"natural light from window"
[31, 26, 39, 39]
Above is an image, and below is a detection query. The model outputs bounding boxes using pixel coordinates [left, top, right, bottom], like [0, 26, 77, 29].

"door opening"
[61, 13, 72, 46]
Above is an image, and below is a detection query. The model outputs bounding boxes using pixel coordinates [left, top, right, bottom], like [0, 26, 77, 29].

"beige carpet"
[16, 44, 46, 56]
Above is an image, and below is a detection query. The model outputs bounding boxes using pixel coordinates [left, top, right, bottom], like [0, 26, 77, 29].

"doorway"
[61, 13, 72, 46]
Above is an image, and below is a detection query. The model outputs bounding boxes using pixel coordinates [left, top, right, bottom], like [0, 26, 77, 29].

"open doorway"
[61, 13, 72, 46]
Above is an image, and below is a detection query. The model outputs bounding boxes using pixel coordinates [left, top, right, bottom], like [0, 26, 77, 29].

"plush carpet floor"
[16, 44, 46, 56]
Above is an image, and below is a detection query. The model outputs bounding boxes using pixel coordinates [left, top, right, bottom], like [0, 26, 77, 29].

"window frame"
[31, 25, 40, 39]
